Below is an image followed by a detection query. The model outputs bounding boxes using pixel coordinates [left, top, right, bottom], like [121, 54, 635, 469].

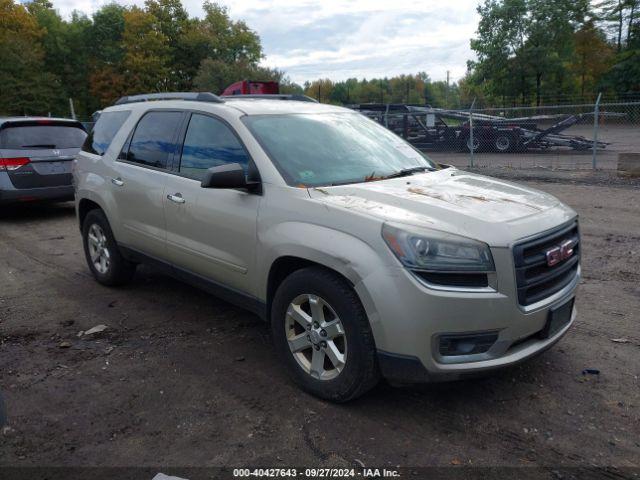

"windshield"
[244, 113, 436, 187]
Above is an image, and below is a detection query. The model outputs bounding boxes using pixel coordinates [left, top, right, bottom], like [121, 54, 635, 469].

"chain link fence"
[352, 100, 640, 171]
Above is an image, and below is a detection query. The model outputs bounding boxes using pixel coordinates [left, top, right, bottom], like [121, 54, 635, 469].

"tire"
[82, 209, 136, 286]
[465, 135, 481, 152]
[494, 134, 513, 153]
[271, 267, 379, 402]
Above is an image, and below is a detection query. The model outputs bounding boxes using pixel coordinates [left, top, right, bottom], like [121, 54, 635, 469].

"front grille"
[513, 221, 580, 306]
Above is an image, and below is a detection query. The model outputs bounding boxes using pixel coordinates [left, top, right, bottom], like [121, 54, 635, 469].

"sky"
[50, 0, 482, 85]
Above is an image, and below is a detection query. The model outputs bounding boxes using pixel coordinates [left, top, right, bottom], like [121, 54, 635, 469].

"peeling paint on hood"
[308, 168, 575, 244]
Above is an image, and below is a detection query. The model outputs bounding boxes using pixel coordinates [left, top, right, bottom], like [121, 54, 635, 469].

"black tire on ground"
[82, 209, 136, 286]
[271, 267, 380, 402]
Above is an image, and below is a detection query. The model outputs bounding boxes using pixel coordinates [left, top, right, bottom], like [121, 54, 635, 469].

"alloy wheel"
[285, 294, 347, 380]
[87, 224, 111, 274]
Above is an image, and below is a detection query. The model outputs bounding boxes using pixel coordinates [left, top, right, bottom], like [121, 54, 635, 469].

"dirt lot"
[1, 171, 639, 476]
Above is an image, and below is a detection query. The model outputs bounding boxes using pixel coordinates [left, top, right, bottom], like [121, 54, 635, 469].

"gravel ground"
[0, 171, 639, 476]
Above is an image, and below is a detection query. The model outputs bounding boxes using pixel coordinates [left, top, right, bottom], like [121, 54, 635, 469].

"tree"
[468, 0, 533, 104]
[145, 0, 188, 88]
[174, 2, 264, 91]
[597, 0, 639, 50]
[0, 0, 273, 114]
[121, 7, 170, 94]
[304, 79, 335, 103]
[469, 0, 596, 105]
[89, 65, 127, 107]
[0, 0, 60, 115]
[570, 21, 614, 96]
[198, 2, 262, 64]
[524, 0, 589, 105]
[279, 79, 304, 95]
[602, 22, 640, 92]
[27, 0, 93, 116]
[90, 3, 126, 66]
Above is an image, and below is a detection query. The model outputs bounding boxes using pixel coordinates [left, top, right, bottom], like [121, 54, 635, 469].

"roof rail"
[221, 94, 318, 103]
[114, 92, 224, 105]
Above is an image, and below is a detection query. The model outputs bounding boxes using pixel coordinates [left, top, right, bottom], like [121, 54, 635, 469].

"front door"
[163, 113, 261, 296]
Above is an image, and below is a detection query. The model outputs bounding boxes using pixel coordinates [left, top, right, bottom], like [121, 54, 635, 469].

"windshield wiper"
[330, 179, 363, 186]
[383, 166, 434, 179]
[21, 144, 57, 149]
[327, 166, 435, 187]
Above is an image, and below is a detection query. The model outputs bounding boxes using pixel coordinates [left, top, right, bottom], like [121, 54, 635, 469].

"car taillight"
[0, 157, 30, 171]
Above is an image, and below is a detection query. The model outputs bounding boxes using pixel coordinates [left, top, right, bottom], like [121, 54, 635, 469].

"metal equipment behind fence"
[351, 97, 640, 170]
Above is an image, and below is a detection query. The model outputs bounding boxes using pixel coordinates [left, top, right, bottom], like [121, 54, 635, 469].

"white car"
[73, 92, 580, 402]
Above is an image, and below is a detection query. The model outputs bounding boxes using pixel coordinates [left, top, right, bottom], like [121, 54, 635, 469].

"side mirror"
[201, 163, 259, 192]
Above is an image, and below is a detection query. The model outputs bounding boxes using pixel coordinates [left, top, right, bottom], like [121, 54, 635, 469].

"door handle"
[167, 193, 185, 204]
[111, 177, 124, 187]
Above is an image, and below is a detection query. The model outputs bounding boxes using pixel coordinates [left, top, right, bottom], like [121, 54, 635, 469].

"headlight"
[382, 224, 495, 272]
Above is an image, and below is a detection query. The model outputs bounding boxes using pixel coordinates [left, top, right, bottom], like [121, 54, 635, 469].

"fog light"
[439, 333, 498, 356]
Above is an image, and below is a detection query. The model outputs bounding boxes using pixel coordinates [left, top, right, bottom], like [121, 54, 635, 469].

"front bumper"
[377, 305, 575, 384]
[355, 248, 579, 384]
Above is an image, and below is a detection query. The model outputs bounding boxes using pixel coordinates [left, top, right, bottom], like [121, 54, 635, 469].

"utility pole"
[69, 98, 76, 120]
[592, 92, 602, 170]
[445, 70, 450, 108]
[469, 97, 477, 168]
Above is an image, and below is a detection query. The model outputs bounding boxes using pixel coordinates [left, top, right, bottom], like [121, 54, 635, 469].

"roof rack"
[221, 94, 318, 103]
[114, 92, 224, 105]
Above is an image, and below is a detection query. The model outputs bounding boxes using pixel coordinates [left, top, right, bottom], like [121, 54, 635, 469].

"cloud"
[50, 0, 480, 84]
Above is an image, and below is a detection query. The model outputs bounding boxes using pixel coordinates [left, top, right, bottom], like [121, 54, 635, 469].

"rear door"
[0, 121, 87, 189]
[111, 110, 185, 259]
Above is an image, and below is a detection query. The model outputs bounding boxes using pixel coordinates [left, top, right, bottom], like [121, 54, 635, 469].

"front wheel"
[271, 267, 379, 402]
[82, 209, 136, 286]
[466, 135, 481, 152]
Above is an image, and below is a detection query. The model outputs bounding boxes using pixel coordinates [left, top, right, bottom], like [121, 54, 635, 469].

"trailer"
[350, 103, 612, 153]
[221, 80, 280, 96]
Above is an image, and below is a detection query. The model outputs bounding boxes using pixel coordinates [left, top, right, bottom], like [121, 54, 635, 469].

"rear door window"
[126, 111, 183, 169]
[82, 111, 130, 155]
[179, 114, 249, 180]
[1, 124, 86, 150]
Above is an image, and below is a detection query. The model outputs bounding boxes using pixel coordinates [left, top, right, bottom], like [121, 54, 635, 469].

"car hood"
[307, 168, 577, 246]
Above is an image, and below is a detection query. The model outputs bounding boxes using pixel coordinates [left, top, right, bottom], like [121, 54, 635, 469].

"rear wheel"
[494, 134, 513, 153]
[82, 209, 136, 286]
[271, 267, 379, 402]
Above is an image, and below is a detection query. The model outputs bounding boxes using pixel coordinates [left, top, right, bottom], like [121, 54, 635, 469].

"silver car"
[0, 118, 87, 206]
[73, 93, 580, 402]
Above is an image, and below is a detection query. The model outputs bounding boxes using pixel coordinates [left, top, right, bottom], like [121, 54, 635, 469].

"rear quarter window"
[82, 111, 131, 156]
[1, 124, 87, 149]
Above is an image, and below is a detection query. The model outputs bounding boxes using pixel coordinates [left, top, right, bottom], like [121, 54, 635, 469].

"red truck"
[221, 80, 279, 96]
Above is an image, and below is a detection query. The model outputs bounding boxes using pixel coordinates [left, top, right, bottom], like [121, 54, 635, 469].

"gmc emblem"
[546, 239, 575, 267]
